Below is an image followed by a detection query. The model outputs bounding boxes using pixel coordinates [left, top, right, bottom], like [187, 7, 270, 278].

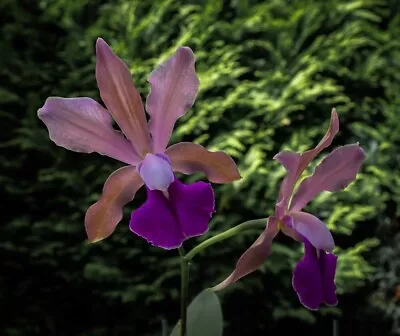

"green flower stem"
[185, 218, 267, 261]
[177, 218, 266, 335]
[178, 246, 189, 336]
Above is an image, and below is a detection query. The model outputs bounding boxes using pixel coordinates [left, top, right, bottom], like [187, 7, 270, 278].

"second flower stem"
[184, 218, 267, 261]
[177, 218, 267, 336]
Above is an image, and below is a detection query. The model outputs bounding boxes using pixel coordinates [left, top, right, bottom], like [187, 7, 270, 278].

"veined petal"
[85, 166, 143, 242]
[38, 97, 140, 165]
[166, 142, 241, 183]
[147, 47, 199, 153]
[274, 109, 339, 212]
[290, 144, 365, 212]
[213, 217, 278, 291]
[290, 211, 334, 252]
[96, 38, 151, 157]
[129, 179, 214, 249]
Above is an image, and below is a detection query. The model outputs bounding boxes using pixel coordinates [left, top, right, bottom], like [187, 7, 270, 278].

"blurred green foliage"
[1, 0, 399, 335]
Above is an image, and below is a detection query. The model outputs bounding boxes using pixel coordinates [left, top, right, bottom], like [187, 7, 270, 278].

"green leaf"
[170, 289, 223, 336]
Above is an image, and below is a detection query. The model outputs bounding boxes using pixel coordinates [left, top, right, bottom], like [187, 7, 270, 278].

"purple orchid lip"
[292, 239, 338, 310]
[129, 178, 215, 249]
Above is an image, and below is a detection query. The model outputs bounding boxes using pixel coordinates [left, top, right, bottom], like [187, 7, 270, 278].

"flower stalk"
[184, 218, 267, 261]
[177, 219, 266, 335]
[179, 247, 189, 336]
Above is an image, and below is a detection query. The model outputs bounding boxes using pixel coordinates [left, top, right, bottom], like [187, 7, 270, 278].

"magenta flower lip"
[129, 178, 215, 250]
[292, 239, 338, 310]
[38, 38, 240, 248]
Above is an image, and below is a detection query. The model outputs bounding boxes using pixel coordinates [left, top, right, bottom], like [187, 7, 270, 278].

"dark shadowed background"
[1, 0, 400, 335]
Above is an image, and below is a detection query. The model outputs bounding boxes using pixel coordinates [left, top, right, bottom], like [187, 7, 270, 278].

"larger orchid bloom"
[214, 109, 365, 310]
[38, 38, 240, 249]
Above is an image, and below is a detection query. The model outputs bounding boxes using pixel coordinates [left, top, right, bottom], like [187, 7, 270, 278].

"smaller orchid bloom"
[38, 38, 240, 249]
[214, 109, 365, 310]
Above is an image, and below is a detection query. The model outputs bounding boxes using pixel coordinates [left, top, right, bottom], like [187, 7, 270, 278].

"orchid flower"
[38, 38, 240, 249]
[214, 109, 365, 310]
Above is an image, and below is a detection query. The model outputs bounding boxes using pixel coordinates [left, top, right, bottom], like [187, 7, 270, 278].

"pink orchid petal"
[290, 144, 365, 212]
[298, 109, 340, 173]
[290, 211, 335, 252]
[146, 48, 199, 153]
[38, 97, 140, 165]
[274, 109, 339, 213]
[165, 142, 241, 183]
[274, 151, 301, 172]
[274, 151, 301, 215]
[85, 166, 143, 242]
[96, 38, 151, 158]
[213, 217, 278, 291]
